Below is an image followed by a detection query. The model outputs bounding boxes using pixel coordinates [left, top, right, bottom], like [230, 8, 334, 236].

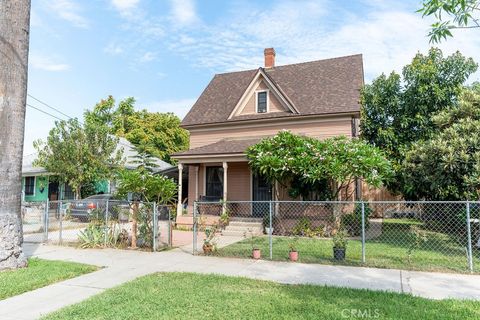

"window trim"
[255, 90, 269, 113]
[24, 176, 36, 197]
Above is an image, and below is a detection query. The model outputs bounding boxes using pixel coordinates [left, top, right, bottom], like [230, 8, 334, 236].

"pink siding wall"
[187, 162, 251, 212]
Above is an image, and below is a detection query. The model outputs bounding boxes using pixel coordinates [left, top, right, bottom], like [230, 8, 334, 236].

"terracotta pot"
[203, 244, 214, 255]
[252, 248, 261, 259]
[333, 247, 346, 261]
[289, 251, 299, 262]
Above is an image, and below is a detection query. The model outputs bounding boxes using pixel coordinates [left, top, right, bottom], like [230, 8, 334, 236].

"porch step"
[228, 221, 264, 228]
[222, 220, 263, 237]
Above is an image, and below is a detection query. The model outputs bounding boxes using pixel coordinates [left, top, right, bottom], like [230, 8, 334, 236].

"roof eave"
[181, 111, 360, 130]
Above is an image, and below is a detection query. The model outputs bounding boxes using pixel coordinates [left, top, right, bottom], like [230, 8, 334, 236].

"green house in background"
[21, 154, 110, 202]
[21, 138, 173, 203]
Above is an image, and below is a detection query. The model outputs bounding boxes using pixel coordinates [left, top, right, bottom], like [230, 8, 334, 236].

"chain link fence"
[22, 200, 173, 251]
[193, 201, 480, 274]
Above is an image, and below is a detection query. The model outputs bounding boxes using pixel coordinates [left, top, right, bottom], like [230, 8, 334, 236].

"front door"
[252, 173, 272, 217]
[48, 182, 59, 201]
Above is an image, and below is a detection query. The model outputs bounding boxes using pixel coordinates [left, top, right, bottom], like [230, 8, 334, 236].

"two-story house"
[173, 48, 364, 217]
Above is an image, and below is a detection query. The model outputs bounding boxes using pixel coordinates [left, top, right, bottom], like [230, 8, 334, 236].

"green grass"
[0, 258, 98, 300]
[216, 220, 480, 274]
[43, 272, 480, 320]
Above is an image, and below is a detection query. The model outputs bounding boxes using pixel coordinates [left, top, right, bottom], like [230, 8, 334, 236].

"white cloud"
[170, 0, 198, 26]
[30, 54, 70, 72]
[111, 0, 140, 16]
[138, 51, 157, 63]
[104, 42, 124, 55]
[46, 0, 89, 28]
[166, 0, 480, 82]
[147, 98, 197, 119]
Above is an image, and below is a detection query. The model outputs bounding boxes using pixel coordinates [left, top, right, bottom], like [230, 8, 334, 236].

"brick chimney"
[264, 48, 275, 68]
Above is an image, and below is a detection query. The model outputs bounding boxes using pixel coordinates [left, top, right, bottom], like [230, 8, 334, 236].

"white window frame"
[255, 90, 269, 113]
[24, 176, 36, 197]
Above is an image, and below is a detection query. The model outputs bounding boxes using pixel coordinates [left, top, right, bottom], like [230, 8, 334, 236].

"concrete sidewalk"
[1, 243, 480, 320]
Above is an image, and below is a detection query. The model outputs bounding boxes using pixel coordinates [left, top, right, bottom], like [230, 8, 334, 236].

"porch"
[172, 137, 273, 226]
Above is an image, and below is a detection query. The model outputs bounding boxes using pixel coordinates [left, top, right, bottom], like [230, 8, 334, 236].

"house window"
[24, 176, 35, 196]
[256, 91, 268, 113]
[205, 166, 223, 200]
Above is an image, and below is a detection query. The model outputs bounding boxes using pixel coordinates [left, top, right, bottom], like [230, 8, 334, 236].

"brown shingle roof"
[173, 137, 263, 157]
[181, 54, 363, 127]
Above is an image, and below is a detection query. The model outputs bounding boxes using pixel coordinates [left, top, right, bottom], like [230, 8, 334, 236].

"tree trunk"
[0, 0, 31, 269]
[131, 202, 139, 249]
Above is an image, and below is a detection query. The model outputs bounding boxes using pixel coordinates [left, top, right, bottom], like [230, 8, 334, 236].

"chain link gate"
[22, 199, 173, 251]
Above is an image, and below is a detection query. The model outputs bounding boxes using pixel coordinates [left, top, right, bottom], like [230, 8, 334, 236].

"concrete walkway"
[1, 243, 480, 320]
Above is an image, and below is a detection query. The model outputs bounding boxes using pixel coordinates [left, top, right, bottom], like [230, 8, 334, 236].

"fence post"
[168, 208, 172, 247]
[104, 200, 109, 247]
[43, 199, 49, 243]
[153, 202, 157, 252]
[58, 200, 63, 245]
[361, 201, 366, 264]
[193, 201, 197, 255]
[269, 201, 273, 260]
[466, 201, 474, 273]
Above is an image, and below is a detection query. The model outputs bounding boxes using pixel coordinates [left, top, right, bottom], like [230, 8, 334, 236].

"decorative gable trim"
[227, 68, 299, 119]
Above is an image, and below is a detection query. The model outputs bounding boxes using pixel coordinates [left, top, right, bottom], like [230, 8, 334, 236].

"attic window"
[256, 91, 268, 113]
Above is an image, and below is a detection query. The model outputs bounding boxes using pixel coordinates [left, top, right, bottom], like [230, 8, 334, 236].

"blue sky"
[25, 0, 480, 155]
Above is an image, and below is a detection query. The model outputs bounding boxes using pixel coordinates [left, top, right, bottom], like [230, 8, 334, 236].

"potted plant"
[203, 226, 218, 255]
[332, 229, 348, 261]
[245, 229, 261, 259]
[288, 236, 299, 262]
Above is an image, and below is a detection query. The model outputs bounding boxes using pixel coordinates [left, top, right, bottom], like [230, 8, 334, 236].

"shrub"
[341, 203, 372, 236]
[292, 217, 324, 237]
[332, 230, 349, 249]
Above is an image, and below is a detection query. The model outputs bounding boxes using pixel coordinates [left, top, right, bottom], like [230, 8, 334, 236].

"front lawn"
[0, 258, 98, 300]
[43, 272, 480, 320]
[216, 219, 479, 274]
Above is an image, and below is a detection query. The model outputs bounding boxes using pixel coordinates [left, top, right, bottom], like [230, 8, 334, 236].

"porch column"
[222, 162, 228, 214]
[177, 163, 183, 217]
[194, 165, 199, 201]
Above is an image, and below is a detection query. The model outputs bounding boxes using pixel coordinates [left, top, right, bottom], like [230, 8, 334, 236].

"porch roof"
[172, 137, 263, 159]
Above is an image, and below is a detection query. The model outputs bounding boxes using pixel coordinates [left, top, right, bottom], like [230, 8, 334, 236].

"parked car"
[70, 194, 130, 222]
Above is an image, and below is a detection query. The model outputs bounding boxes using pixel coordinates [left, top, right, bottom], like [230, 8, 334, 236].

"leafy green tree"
[418, 0, 480, 43]
[361, 48, 477, 195]
[246, 131, 393, 200]
[33, 118, 123, 199]
[115, 168, 176, 248]
[85, 96, 189, 163]
[402, 86, 480, 200]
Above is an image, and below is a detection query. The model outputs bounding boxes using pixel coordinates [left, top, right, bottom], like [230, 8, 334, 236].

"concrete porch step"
[222, 230, 263, 237]
[230, 217, 263, 223]
[222, 219, 264, 237]
[228, 221, 264, 228]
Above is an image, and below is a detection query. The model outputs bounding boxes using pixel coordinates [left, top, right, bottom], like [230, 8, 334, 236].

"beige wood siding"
[227, 162, 251, 201]
[240, 81, 285, 115]
[189, 117, 353, 149]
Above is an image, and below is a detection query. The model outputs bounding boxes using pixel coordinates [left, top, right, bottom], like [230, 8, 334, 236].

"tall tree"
[402, 86, 480, 200]
[34, 118, 123, 199]
[418, 0, 480, 43]
[0, 0, 30, 269]
[84, 96, 189, 163]
[361, 48, 477, 196]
